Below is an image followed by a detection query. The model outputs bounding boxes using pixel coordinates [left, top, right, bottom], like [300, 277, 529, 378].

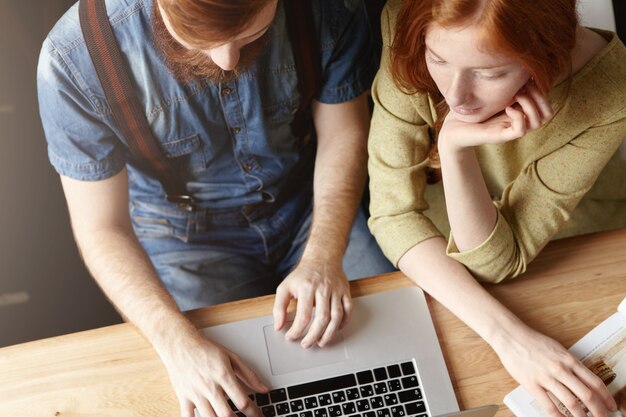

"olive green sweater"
[368, 0, 626, 283]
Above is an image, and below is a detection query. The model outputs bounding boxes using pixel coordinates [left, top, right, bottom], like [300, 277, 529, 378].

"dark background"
[0, 0, 621, 347]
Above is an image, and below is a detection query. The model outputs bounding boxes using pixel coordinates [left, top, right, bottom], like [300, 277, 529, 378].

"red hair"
[158, 0, 274, 48]
[390, 0, 578, 178]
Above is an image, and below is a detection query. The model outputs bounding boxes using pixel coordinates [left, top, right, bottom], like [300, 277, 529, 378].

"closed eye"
[426, 54, 446, 65]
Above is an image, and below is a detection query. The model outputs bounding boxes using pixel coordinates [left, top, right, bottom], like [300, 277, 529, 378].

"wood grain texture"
[1, 229, 624, 417]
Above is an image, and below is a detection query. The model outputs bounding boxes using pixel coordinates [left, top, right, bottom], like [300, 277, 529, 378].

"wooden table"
[1, 229, 625, 417]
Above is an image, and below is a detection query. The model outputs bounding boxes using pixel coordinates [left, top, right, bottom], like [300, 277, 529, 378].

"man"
[37, 0, 393, 416]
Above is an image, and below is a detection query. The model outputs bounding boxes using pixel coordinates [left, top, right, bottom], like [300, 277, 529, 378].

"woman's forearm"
[439, 145, 497, 251]
[398, 236, 524, 345]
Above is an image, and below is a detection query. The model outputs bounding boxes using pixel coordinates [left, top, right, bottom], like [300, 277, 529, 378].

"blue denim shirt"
[38, 0, 376, 210]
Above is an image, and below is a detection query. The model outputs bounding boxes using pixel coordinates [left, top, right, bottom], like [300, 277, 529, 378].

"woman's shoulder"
[380, 0, 403, 44]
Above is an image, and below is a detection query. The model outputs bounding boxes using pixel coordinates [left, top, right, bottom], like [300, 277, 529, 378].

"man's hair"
[158, 0, 274, 48]
[388, 0, 578, 178]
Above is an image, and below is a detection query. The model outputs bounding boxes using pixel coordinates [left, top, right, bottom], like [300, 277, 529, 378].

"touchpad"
[263, 324, 348, 375]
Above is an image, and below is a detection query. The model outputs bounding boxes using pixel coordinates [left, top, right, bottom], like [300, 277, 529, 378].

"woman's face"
[425, 23, 531, 123]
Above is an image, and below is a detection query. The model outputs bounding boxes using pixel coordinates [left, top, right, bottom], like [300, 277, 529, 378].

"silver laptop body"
[203, 286, 459, 417]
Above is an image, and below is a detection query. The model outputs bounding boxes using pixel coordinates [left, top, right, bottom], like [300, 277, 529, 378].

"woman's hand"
[439, 81, 554, 152]
[493, 326, 617, 417]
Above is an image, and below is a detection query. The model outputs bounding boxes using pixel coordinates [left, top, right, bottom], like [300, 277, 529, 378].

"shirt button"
[222, 87, 232, 96]
[231, 127, 241, 134]
[243, 162, 253, 172]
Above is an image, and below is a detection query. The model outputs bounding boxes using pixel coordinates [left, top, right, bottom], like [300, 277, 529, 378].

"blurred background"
[0, 0, 622, 347]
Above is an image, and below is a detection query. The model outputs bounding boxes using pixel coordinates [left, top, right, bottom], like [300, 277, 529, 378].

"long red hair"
[390, 0, 578, 178]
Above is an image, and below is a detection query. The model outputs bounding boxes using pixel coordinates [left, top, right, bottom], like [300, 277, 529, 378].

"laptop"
[202, 287, 491, 417]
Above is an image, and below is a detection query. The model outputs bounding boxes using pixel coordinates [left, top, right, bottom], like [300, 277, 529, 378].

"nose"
[444, 73, 471, 108]
[209, 43, 241, 71]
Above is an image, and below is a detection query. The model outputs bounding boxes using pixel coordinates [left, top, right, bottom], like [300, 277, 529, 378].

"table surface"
[1, 228, 625, 417]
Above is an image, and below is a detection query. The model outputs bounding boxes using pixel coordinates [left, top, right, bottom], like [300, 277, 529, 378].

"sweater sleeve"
[446, 117, 626, 282]
[367, 1, 442, 267]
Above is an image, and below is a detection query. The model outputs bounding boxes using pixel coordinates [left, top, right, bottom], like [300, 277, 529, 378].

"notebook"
[202, 286, 462, 417]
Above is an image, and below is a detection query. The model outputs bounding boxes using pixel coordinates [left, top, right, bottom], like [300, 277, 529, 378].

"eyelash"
[480, 73, 505, 80]
[426, 55, 446, 65]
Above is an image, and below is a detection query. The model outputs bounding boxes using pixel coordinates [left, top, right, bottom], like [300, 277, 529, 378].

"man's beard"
[152, 2, 271, 84]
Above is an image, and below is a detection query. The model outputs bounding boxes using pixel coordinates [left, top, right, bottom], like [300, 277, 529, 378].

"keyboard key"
[346, 389, 360, 400]
[370, 397, 384, 409]
[387, 365, 402, 379]
[262, 405, 277, 417]
[360, 385, 374, 397]
[257, 393, 271, 406]
[236, 413, 246, 417]
[404, 401, 426, 415]
[400, 362, 416, 376]
[319, 394, 332, 406]
[276, 402, 291, 415]
[374, 383, 388, 395]
[357, 400, 371, 412]
[384, 394, 399, 406]
[388, 380, 402, 392]
[328, 406, 342, 417]
[342, 403, 356, 415]
[289, 374, 357, 399]
[271, 389, 288, 404]
[290, 400, 305, 412]
[357, 370, 375, 384]
[332, 391, 346, 403]
[400, 376, 419, 389]
[314, 408, 328, 417]
[398, 389, 422, 403]
[287, 414, 297, 417]
[374, 367, 388, 381]
[391, 406, 406, 417]
[299, 412, 313, 417]
[304, 397, 319, 409]
[364, 412, 376, 417]
[377, 408, 391, 417]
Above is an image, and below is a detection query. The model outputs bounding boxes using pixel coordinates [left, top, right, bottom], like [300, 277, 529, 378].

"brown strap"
[79, 0, 195, 210]
[284, 0, 322, 139]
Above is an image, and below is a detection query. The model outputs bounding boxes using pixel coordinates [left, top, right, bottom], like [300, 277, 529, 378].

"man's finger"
[339, 294, 353, 330]
[230, 351, 269, 394]
[273, 284, 292, 331]
[195, 397, 219, 417]
[301, 290, 332, 348]
[318, 294, 344, 347]
[285, 290, 315, 340]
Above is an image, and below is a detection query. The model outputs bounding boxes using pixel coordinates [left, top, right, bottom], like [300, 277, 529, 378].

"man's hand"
[156, 330, 269, 417]
[493, 326, 617, 417]
[272, 257, 353, 349]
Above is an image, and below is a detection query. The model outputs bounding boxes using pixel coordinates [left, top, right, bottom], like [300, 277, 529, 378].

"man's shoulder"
[44, 0, 150, 55]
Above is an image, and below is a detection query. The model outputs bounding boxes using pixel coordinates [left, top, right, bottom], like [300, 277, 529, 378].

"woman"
[368, 0, 625, 416]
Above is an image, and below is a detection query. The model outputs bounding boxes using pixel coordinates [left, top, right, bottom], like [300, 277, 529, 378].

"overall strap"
[284, 0, 322, 139]
[79, 0, 196, 210]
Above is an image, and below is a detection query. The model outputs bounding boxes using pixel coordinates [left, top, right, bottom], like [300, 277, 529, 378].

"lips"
[452, 106, 480, 116]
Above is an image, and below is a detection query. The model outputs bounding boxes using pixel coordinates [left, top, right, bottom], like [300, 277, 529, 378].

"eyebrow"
[426, 46, 509, 70]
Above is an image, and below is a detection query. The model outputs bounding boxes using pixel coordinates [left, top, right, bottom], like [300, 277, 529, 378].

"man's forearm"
[305, 95, 371, 262]
[304, 132, 367, 261]
[75, 225, 198, 350]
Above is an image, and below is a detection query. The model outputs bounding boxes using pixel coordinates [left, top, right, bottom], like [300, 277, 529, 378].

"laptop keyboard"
[229, 361, 429, 417]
